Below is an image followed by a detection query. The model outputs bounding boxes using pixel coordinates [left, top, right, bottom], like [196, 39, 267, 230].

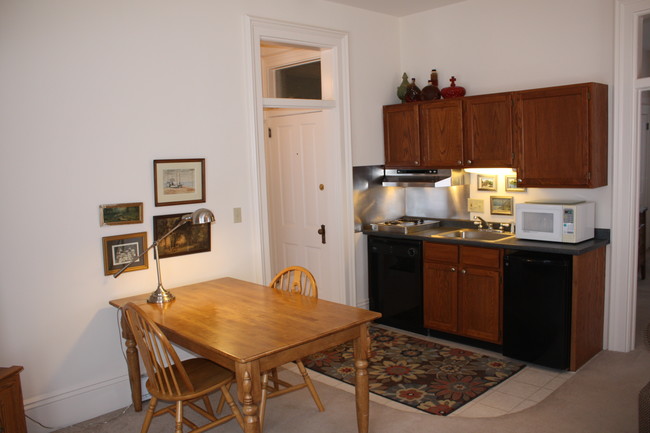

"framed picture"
[490, 196, 514, 215]
[154, 159, 206, 206]
[99, 202, 143, 226]
[477, 174, 497, 191]
[102, 232, 148, 276]
[505, 175, 526, 192]
[153, 213, 211, 258]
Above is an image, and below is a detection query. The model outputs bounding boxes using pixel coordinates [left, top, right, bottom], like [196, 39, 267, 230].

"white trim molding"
[244, 16, 356, 305]
[611, 0, 650, 351]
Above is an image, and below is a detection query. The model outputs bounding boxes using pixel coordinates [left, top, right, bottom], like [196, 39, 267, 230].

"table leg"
[120, 311, 142, 412]
[236, 363, 261, 433]
[353, 323, 371, 433]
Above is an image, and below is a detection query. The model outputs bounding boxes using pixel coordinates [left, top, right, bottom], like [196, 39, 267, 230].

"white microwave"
[515, 201, 595, 243]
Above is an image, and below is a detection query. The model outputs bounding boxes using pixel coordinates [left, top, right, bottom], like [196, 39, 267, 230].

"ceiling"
[322, 0, 466, 17]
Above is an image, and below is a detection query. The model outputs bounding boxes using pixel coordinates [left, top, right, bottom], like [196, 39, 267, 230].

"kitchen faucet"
[474, 216, 491, 229]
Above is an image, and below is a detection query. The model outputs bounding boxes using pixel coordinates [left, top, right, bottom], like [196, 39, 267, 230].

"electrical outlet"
[468, 198, 484, 213]
[233, 207, 242, 223]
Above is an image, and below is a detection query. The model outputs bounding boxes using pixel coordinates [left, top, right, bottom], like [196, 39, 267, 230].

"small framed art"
[99, 202, 143, 226]
[477, 174, 497, 191]
[154, 159, 206, 206]
[490, 196, 514, 215]
[102, 232, 148, 276]
[153, 213, 211, 258]
[505, 175, 526, 192]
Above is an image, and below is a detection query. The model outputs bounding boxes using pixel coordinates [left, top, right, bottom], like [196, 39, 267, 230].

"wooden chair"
[122, 302, 244, 433]
[258, 266, 325, 429]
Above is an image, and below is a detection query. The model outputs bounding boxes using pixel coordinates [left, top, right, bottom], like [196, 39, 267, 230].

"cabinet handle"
[466, 160, 472, 164]
[450, 267, 456, 272]
[456, 160, 462, 165]
[414, 161, 420, 165]
[517, 178, 522, 182]
[461, 269, 467, 274]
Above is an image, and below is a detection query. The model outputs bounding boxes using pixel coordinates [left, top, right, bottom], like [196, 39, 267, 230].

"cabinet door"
[383, 103, 420, 167]
[458, 267, 501, 344]
[0, 370, 27, 433]
[423, 261, 458, 333]
[513, 83, 607, 188]
[463, 93, 514, 167]
[419, 100, 464, 168]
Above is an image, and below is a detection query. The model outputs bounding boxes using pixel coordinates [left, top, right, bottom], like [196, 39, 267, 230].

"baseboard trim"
[23, 375, 135, 432]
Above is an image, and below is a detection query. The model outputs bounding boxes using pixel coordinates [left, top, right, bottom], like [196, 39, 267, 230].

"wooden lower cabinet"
[0, 366, 27, 433]
[423, 243, 502, 344]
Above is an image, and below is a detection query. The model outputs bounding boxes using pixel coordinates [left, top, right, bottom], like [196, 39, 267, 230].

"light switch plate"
[468, 198, 484, 213]
[233, 207, 242, 223]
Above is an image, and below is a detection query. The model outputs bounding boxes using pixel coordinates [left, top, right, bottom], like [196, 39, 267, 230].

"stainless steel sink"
[432, 228, 515, 242]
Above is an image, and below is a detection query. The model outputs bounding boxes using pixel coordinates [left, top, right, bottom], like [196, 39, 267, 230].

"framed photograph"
[99, 202, 143, 226]
[153, 213, 211, 258]
[102, 232, 148, 276]
[490, 196, 514, 215]
[154, 159, 206, 206]
[477, 174, 497, 191]
[505, 175, 526, 192]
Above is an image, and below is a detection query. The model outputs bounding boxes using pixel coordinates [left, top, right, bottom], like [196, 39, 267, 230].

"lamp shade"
[189, 208, 215, 224]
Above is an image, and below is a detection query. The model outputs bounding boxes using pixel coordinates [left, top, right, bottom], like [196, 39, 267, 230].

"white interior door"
[265, 110, 338, 301]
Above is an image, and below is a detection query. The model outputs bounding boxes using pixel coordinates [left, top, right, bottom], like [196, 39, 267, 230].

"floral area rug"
[302, 326, 525, 416]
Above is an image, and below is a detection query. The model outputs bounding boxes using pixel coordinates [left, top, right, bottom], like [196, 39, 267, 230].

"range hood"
[382, 168, 466, 187]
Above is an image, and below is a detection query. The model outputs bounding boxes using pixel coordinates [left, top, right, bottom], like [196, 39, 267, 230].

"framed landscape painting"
[153, 213, 211, 258]
[154, 159, 206, 206]
[477, 174, 497, 191]
[99, 202, 143, 226]
[490, 196, 514, 215]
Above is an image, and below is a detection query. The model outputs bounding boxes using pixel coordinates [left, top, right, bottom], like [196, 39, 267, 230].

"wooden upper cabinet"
[463, 92, 514, 167]
[513, 83, 608, 188]
[383, 103, 420, 167]
[419, 100, 464, 167]
[383, 95, 511, 169]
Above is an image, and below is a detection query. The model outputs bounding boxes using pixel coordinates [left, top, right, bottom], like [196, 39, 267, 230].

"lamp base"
[147, 286, 175, 304]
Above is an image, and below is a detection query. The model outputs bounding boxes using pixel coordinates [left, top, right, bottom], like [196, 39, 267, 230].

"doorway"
[245, 17, 355, 304]
[613, 0, 650, 351]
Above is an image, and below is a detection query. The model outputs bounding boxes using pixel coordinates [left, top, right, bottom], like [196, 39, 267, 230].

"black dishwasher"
[503, 251, 572, 369]
[368, 236, 425, 335]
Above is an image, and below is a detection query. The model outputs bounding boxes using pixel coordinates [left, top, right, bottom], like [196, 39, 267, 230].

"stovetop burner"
[376, 217, 440, 234]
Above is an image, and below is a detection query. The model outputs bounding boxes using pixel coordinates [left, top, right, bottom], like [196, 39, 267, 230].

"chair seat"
[147, 358, 234, 401]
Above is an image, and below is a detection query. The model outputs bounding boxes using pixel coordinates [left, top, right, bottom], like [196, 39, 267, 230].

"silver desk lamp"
[113, 208, 215, 304]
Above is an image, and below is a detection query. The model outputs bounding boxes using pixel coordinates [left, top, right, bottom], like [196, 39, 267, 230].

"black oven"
[368, 235, 425, 335]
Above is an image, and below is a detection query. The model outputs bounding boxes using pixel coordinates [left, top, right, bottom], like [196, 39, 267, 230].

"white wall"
[0, 0, 399, 429]
[399, 0, 615, 228]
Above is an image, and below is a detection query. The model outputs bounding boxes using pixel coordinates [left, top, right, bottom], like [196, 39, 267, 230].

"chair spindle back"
[123, 302, 194, 397]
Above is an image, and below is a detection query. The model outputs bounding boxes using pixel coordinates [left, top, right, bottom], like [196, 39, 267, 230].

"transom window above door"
[261, 41, 323, 100]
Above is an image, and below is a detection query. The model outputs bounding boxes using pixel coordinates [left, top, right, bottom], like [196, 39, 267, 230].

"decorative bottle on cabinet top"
[441, 76, 466, 99]
[396, 73, 409, 103]
[404, 78, 422, 102]
[421, 69, 441, 100]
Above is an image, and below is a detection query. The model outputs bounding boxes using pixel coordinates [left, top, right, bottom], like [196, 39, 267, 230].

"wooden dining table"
[109, 277, 381, 433]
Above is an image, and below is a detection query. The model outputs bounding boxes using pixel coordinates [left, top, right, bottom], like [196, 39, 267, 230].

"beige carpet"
[54, 276, 650, 433]
[51, 345, 648, 433]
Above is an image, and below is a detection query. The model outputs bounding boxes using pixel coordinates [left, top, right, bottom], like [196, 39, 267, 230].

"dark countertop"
[363, 222, 610, 255]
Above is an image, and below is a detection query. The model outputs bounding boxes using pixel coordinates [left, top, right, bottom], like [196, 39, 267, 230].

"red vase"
[441, 76, 466, 99]
[404, 78, 422, 103]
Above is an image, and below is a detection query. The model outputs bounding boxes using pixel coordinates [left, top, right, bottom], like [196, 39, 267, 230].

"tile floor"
[284, 326, 574, 418]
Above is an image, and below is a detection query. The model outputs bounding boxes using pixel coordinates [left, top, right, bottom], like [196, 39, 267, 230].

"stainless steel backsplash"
[353, 165, 470, 232]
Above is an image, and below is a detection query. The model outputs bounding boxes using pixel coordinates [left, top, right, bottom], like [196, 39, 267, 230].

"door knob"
[318, 224, 326, 244]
